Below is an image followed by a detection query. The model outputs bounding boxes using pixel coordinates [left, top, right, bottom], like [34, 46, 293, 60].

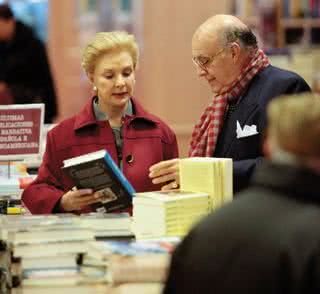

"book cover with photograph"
[62, 149, 135, 213]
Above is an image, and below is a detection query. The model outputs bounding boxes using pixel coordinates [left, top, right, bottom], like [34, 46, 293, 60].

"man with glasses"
[149, 14, 310, 193]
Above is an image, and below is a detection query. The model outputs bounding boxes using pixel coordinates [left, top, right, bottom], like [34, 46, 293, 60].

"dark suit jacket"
[164, 161, 320, 294]
[214, 65, 310, 193]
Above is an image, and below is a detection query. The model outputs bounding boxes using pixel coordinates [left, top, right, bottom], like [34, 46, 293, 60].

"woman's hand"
[60, 188, 103, 211]
[149, 158, 180, 190]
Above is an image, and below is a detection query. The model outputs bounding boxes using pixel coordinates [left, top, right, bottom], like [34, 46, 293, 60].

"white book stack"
[79, 212, 133, 238]
[0, 214, 98, 288]
[86, 238, 180, 285]
[179, 157, 233, 210]
[132, 190, 210, 239]
[0, 162, 34, 196]
[0, 215, 95, 247]
[0, 178, 23, 197]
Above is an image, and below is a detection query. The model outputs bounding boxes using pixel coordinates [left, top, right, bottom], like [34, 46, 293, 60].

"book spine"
[103, 152, 135, 196]
[283, 0, 290, 17]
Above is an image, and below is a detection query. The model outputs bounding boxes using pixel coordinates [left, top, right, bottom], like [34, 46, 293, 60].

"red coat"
[22, 97, 178, 214]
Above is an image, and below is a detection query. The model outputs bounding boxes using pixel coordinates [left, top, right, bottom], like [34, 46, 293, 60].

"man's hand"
[149, 158, 180, 190]
[60, 188, 103, 211]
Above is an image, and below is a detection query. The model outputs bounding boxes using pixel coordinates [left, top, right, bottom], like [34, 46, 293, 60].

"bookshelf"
[231, 0, 320, 48]
[279, 18, 320, 46]
[230, 0, 320, 93]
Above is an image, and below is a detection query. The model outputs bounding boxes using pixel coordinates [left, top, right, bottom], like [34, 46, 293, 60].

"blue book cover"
[96, 238, 180, 256]
[62, 149, 135, 213]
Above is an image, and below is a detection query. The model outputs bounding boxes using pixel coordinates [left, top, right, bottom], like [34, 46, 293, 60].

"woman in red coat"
[22, 31, 178, 214]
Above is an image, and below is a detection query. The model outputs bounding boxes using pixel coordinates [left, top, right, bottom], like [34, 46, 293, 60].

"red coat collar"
[73, 97, 160, 131]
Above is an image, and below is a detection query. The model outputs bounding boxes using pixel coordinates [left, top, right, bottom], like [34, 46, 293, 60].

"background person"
[22, 31, 178, 214]
[164, 93, 320, 294]
[149, 14, 310, 193]
[0, 3, 57, 123]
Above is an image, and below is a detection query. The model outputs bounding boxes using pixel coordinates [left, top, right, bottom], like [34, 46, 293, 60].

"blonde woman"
[22, 31, 178, 214]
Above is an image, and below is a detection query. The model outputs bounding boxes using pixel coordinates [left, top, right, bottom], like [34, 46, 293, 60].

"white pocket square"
[236, 120, 259, 139]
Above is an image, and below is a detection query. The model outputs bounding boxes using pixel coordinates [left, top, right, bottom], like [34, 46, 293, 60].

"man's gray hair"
[223, 26, 258, 50]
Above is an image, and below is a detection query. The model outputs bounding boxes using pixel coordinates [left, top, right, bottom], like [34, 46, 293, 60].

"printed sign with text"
[0, 104, 44, 160]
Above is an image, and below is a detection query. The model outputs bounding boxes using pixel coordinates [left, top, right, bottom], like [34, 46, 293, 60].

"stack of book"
[0, 162, 35, 215]
[0, 214, 95, 288]
[0, 213, 135, 290]
[79, 212, 133, 239]
[0, 177, 34, 195]
[0, 213, 179, 292]
[86, 238, 179, 285]
[132, 190, 210, 239]
[179, 157, 233, 210]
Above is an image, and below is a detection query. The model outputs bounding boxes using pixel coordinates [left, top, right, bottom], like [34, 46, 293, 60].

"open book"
[62, 149, 135, 213]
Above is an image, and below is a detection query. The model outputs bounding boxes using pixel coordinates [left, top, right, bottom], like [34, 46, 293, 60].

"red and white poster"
[0, 104, 44, 160]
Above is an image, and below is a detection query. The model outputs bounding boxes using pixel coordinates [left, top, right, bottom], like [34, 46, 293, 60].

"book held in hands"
[62, 149, 135, 213]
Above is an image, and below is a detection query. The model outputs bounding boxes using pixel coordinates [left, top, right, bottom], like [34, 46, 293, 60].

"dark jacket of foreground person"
[164, 161, 320, 294]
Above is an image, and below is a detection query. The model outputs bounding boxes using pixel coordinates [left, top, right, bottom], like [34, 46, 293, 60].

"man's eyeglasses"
[192, 47, 225, 70]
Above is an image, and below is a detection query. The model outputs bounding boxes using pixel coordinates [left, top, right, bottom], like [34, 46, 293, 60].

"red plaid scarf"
[189, 49, 270, 157]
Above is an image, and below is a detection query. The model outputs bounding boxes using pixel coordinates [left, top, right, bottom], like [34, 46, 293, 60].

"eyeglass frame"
[192, 47, 226, 70]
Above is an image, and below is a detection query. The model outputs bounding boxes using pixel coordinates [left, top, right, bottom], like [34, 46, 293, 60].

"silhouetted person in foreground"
[165, 93, 320, 294]
[0, 3, 57, 123]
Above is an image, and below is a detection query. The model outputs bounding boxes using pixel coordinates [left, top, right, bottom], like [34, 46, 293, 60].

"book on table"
[0, 161, 35, 215]
[13, 241, 89, 259]
[79, 212, 133, 238]
[21, 253, 79, 271]
[179, 157, 233, 210]
[62, 149, 135, 213]
[0, 214, 95, 247]
[21, 266, 107, 287]
[86, 238, 180, 283]
[132, 190, 211, 239]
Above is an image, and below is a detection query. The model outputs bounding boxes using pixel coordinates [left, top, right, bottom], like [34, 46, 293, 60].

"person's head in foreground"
[266, 93, 320, 170]
[164, 93, 320, 294]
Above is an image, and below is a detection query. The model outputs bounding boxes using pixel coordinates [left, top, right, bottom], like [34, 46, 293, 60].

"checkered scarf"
[189, 49, 270, 157]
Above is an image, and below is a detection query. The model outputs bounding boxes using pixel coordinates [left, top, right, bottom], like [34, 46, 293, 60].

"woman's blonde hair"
[82, 31, 139, 76]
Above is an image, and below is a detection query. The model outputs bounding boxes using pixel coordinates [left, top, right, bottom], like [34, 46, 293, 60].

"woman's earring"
[93, 86, 97, 92]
